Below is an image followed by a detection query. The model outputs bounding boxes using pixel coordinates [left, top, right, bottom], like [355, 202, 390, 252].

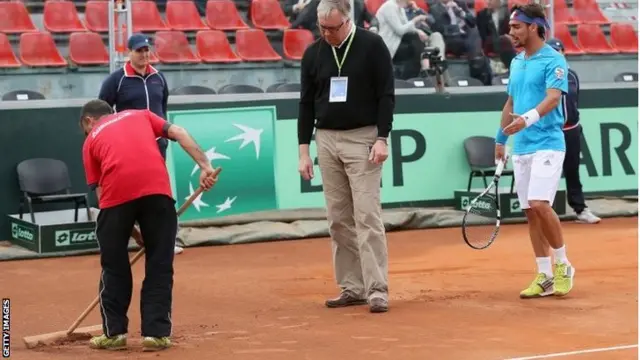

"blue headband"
[510, 10, 550, 29]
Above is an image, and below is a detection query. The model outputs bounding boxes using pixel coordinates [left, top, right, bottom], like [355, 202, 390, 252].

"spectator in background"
[376, 0, 447, 80]
[288, 0, 378, 38]
[429, 0, 493, 85]
[476, 0, 517, 71]
[547, 38, 601, 224]
[98, 34, 184, 256]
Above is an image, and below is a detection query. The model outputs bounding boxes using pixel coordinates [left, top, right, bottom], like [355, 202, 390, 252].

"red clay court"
[2, 216, 637, 360]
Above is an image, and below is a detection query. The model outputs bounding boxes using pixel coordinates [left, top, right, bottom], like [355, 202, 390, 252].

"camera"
[420, 47, 448, 93]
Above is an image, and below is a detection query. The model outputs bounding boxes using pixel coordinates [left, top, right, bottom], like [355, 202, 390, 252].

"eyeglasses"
[317, 20, 345, 33]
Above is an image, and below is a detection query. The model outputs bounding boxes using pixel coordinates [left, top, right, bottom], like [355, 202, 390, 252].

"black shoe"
[325, 292, 367, 308]
[369, 297, 388, 313]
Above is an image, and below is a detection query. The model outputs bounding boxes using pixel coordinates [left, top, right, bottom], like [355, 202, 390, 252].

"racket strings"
[462, 193, 499, 249]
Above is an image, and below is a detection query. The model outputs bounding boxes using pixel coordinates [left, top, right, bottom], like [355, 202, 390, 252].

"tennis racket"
[461, 153, 510, 250]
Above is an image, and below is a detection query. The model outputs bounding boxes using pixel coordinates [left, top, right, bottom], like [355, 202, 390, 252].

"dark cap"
[546, 38, 564, 52]
[127, 33, 151, 50]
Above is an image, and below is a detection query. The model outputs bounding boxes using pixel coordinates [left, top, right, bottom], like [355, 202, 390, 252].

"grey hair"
[317, 0, 351, 20]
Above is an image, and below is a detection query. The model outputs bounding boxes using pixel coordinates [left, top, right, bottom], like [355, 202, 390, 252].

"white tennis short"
[511, 150, 565, 210]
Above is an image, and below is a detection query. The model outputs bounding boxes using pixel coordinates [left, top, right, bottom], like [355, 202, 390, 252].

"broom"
[23, 167, 222, 349]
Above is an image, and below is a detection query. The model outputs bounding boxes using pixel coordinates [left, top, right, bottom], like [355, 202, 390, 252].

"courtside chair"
[16, 158, 92, 223]
[463, 136, 515, 193]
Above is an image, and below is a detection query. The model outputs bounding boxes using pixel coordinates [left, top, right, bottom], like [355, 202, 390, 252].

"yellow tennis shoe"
[89, 334, 127, 350]
[519, 273, 554, 299]
[553, 262, 575, 296]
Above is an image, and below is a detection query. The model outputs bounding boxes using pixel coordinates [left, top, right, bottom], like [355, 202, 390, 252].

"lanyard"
[331, 29, 356, 77]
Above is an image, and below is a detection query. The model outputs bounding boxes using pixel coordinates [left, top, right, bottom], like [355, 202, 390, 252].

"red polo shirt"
[82, 109, 174, 209]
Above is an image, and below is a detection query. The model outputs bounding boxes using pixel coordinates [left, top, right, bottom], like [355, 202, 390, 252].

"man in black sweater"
[297, 0, 395, 314]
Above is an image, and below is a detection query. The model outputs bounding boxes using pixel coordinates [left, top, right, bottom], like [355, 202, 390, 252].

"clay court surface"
[2, 216, 638, 360]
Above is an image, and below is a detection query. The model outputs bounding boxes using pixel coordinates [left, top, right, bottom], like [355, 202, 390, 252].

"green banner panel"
[167, 107, 278, 221]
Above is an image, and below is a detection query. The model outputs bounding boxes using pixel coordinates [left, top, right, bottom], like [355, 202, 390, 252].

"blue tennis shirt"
[507, 44, 569, 155]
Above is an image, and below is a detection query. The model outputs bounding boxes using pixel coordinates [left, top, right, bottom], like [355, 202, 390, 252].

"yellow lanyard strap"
[331, 29, 356, 77]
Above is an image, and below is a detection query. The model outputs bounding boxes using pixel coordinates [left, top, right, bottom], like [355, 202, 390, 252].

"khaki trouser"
[315, 125, 389, 301]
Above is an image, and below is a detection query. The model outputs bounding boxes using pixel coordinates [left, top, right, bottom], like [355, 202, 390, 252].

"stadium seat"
[16, 158, 91, 224]
[149, 51, 160, 64]
[43, 0, 87, 33]
[273, 83, 301, 92]
[572, 0, 610, 24]
[554, 23, 585, 55]
[0, 1, 37, 33]
[507, 0, 527, 9]
[365, 0, 385, 16]
[553, 0, 579, 25]
[414, 0, 429, 12]
[473, 0, 486, 13]
[132, 0, 168, 32]
[235, 29, 282, 61]
[463, 136, 515, 192]
[2, 90, 46, 101]
[217, 84, 264, 94]
[195, 30, 241, 63]
[283, 29, 314, 60]
[69, 32, 109, 65]
[610, 23, 638, 53]
[154, 31, 200, 63]
[19, 32, 67, 67]
[250, 0, 290, 30]
[406, 77, 434, 87]
[0, 34, 21, 68]
[577, 24, 618, 54]
[84, 0, 108, 32]
[206, 0, 250, 30]
[170, 85, 217, 95]
[166, 0, 208, 31]
[394, 79, 414, 88]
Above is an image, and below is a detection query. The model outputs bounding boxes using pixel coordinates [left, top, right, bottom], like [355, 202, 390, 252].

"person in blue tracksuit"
[546, 38, 601, 224]
[98, 33, 185, 255]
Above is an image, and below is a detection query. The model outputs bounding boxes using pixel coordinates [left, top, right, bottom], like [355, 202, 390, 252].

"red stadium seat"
[132, 0, 168, 32]
[149, 51, 160, 64]
[205, 0, 249, 30]
[195, 30, 241, 63]
[0, 1, 38, 33]
[553, 0, 579, 25]
[414, 0, 429, 12]
[573, 0, 610, 24]
[283, 29, 314, 60]
[0, 33, 21, 68]
[577, 24, 618, 54]
[235, 29, 282, 61]
[610, 23, 638, 53]
[474, 0, 486, 13]
[365, 0, 384, 15]
[69, 32, 109, 65]
[84, 0, 109, 32]
[250, 0, 290, 30]
[43, 0, 87, 33]
[166, 0, 208, 31]
[154, 31, 200, 63]
[19, 32, 67, 67]
[554, 23, 585, 55]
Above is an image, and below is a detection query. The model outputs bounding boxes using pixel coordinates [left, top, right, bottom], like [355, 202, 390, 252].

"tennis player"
[495, 3, 575, 299]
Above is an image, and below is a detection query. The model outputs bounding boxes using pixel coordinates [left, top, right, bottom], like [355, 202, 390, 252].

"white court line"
[503, 344, 638, 360]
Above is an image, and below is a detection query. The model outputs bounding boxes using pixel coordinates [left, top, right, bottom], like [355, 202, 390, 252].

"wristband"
[522, 109, 541, 127]
[495, 128, 508, 145]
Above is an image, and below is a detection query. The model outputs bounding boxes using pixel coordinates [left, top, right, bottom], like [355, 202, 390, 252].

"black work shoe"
[369, 297, 389, 313]
[325, 293, 368, 308]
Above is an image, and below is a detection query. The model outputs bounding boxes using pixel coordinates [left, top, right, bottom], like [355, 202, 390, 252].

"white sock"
[553, 245, 569, 265]
[535, 257, 553, 278]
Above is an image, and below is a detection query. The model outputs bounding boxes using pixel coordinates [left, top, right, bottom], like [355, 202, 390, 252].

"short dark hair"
[511, 3, 547, 39]
[79, 99, 114, 132]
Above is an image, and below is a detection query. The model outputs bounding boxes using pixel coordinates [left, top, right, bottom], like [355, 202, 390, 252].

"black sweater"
[297, 27, 395, 145]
